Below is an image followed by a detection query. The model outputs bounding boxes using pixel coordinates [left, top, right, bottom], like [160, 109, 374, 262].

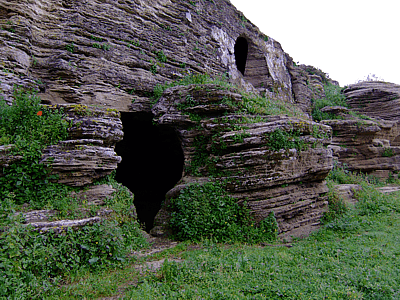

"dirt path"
[97, 236, 186, 300]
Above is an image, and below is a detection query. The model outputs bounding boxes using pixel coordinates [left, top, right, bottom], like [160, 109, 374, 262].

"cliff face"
[0, 0, 304, 111]
[1, 0, 334, 238]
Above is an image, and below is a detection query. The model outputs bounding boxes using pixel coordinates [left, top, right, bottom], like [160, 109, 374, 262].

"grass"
[38, 166, 400, 299]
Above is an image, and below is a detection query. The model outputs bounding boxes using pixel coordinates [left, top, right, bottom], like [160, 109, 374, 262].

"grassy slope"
[51, 180, 400, 299]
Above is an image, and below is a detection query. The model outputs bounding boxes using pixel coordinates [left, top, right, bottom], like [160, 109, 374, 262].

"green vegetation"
[25, 164, 400, 299]
[152, 73, 233, 103]
[92, 42, 110, 51]
[156, 50, 168, 63]
[57, 164, 400, 299]
[90, 35, 103, 42]
[0, 89, 71, 207]
[150, 61, 157, 74]
[312, 83, 348, 121]
[65, 42, 75, 53]
[169, 181, 278, 243]
[266, 128, 306, 152]
[382, 148, 394, 157]
[92, 42, 102, 49]
[1, 20, 15, 33]
[0, 90, 148, 298]
[152, 73, 305, 118]
[0, 176, 147, 299]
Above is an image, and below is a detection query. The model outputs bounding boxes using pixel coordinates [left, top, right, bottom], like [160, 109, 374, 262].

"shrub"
[0, 88, 72, 207]
[0, 214, 145, 298]
[169, 181, 278, 243]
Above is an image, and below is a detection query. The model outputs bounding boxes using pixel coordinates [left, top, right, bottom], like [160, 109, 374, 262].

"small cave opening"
[234, 37, 249, 75]
[115, 113, 184, 232]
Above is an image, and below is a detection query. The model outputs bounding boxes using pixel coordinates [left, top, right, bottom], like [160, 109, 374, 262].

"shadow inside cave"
[115, 112, 184, 232]
[234, 36, 248, 75]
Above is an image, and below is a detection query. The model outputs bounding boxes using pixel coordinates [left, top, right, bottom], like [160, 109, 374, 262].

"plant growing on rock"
[65, 42, 75, 53]
[312, 83, 349, 121]
[266, 128, 306, 152]
[156, 50, 167, 63]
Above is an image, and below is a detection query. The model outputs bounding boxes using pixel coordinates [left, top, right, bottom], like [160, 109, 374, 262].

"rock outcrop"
[320, 82, 400, 179]
[344, 81, 400, 122]
[15, 184, 116, 233]
[151, 84, 333, 237]
[40, 104, 123, 186]
[0, 0, 303, 112]
[1, 0, 345, 238]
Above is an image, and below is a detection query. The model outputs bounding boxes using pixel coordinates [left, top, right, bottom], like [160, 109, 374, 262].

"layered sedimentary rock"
[40, 105, 123, 186]
[0, 0, 306, 112]
[151, 84, 333, 237]
[320, 82, 400, 179]
[1, 105, 123, 186]
[16, 184, 116, 232]
[1, 0, 336, 237]
[344, 81, 400, 122]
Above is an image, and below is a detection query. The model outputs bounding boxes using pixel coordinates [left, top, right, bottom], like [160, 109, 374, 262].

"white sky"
[229, 0, 399, 86]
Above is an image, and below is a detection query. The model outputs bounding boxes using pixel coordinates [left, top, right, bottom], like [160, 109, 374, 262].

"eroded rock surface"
[344, 81, 400, 121]
[15, 184, 116, 232]
[39, 105, 123, 186]
[320, 82, 400, 179]
[0, 0, 343, 239]
[151, 85, 333, 237]
[0, 0, 304, 112]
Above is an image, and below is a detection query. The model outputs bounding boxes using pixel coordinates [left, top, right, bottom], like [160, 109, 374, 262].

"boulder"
[344, 81, 400, 121]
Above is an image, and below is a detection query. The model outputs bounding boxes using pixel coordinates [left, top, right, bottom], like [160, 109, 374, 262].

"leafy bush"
[0, 214, 145, 299]
[0, 88, 72, 207]
[0, 88, 68, 149]
[169, 181, 278, 243]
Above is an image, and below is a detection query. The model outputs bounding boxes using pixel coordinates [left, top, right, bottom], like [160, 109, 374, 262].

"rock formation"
[344, 81, 400, 121]
[151, 83, 333, 238]
[1, 0, 358, 238]
[321, 82, 400, 179]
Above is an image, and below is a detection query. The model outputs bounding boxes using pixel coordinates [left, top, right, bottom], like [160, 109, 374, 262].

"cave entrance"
[234, 37, 248, 75]
[115, 113, 184, 232]
[235, 36, 273, 91]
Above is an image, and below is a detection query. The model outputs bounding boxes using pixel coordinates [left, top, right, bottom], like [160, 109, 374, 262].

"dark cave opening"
[234, 37, 248, 75]
[115, 113, 184, 232]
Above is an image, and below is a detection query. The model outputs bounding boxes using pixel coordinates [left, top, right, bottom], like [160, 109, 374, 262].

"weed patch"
[169, 181, 278, 243]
